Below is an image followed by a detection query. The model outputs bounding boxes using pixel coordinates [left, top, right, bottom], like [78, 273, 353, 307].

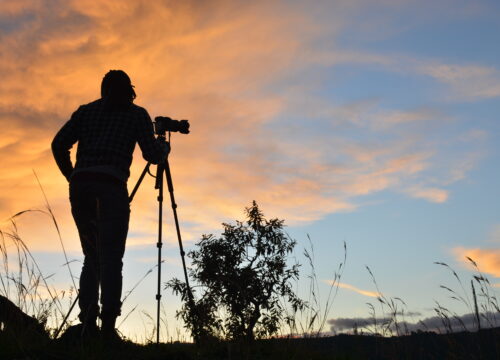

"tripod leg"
[164, 161, 195, 305]
[163, 159, 201, 341]
[129, 162, 151, 203]
[155, 164, 164, 345]
[54, 293, 79, 338]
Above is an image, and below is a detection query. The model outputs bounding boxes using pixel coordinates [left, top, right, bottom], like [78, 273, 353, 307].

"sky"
[0, 0, 499, 341]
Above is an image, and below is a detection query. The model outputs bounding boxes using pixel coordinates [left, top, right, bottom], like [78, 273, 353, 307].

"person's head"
[101, 70, 136, 108]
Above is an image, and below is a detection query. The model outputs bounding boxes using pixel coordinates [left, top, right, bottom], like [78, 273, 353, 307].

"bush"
[167, 201, 304, 341]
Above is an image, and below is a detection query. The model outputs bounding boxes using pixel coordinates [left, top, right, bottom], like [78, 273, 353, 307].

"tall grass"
[278, 236, 347, 338]
[333, 260, 500, 337]
[33, 170, 78, 293]
[0, 213, 67, 334]
[433, 259, 499, 333]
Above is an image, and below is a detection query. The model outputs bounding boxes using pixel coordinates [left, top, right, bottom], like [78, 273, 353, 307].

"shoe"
[58, 323, 100, 345]
[82, 322, 100, 339]
[101, 327, 123, 347]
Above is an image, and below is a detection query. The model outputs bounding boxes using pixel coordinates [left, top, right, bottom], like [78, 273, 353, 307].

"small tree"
[167, 201, 304, 341]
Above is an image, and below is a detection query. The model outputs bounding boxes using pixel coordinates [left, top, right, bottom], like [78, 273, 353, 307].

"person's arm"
[51, 107, 81, 181]
[136, 109, 169, 164]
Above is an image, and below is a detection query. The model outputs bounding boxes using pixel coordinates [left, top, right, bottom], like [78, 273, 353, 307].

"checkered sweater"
[52, 99, 165, 182]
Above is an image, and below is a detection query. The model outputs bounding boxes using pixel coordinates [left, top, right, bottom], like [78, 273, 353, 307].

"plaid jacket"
[52, 99, 165, 182]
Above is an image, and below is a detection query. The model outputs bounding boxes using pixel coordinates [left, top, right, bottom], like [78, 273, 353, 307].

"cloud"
[453, 247, 500, 278]
[318, 48, 500, 102]
[371, 109, 441, 129]
[404, 186, 449, 203]
[0, 0, 487, 252]
[0, 0, 337, 249]
[324, 280, 380, 298]
[418, 63, 500, 100]
[328, 312, 500, 334]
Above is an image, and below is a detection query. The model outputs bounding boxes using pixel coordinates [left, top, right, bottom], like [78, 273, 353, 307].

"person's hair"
[101, 70, 136, 109]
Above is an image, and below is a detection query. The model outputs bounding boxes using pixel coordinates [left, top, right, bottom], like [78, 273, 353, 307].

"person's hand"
[156, 137, 170, 156]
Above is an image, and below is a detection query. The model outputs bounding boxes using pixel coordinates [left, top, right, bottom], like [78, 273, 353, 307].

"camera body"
[154, 116, 190, 135]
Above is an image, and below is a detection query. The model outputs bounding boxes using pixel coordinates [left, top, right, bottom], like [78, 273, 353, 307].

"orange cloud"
[324, 280, 380, 298]
[0, 0, 484, 253]
[405, 186, 449, 203]
[0, 0, 323, 250]
[453, 247, 500, 278]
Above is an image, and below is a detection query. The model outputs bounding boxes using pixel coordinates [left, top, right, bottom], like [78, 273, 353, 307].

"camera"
[154, 116, 190, 135]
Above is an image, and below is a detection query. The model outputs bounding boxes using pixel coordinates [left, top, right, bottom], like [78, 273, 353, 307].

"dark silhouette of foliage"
[167, 201, 304, 341]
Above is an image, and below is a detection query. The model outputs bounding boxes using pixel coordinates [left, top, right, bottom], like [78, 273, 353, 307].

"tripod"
[55, 135, 194, 345]
[130, 134, 194, 344]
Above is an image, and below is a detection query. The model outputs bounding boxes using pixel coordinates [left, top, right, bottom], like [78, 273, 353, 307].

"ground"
[1, 327, 499, 359]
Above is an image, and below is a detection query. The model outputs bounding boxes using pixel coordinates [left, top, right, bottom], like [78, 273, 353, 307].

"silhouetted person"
[52, 70, 168, 341]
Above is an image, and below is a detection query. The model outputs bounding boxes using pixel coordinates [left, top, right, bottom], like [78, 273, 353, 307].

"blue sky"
[0, 0, 499, 340]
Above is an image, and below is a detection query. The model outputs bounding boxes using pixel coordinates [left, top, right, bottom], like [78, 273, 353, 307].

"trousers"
[69, 173, 130, 323]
